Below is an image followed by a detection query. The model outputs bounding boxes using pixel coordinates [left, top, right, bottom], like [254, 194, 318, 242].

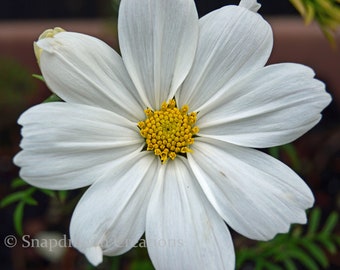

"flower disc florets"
[138, 99, 199, 163]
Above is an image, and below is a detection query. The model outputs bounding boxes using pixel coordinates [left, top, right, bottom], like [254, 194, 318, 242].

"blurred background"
[0, 0, 339, 269]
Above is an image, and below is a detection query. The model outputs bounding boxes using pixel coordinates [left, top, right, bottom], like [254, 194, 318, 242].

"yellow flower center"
[138, 99, 199, 164]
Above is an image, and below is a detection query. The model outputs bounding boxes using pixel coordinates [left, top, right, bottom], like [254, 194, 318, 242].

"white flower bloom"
[14, 0, 331, 269]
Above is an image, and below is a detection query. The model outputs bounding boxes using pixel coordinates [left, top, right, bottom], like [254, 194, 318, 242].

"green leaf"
[14, 201, 25, 235]
[11, 178, 27, 188]
[317, 236, 337, 254]
[1, 191, 30, 208]
[26, 187, 36, 194]
[255, 258, 265, 270]
[291, 225, 303, 237]
[305, 1, 316, 24]
[334, 235, 340, 246]
[130, 260, 154, 270]
[320, 212, 338, 236]
[1, 186, 37, 207]
[283, 259, 297, 270]
[300, 239, 329, 268]
[255, 259, 283, 270]
[269, 147, 280, 159]
[259, 233, 290, 258]
[58, 190, 68, 203]
[85, 262, 96, 270]
[282, 144, 301, 171]
[43, 94, 62, 103]
[307, 208, 321, 236]
[262, 261, 282, 270]
[287, 248, 319, 270]
[109, 256, 121, 270]
[40, 189, 56, 198]
[23, 196, 38, 206]
[32, 74, 45, 82]
[236, 249, 255, 268]
[289, 0, 307, 16]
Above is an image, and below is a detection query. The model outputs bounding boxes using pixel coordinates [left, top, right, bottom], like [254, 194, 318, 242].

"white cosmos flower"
[14, 0, 331, 269]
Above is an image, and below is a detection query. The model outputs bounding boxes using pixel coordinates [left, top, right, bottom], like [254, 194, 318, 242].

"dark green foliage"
[236, 208, 340, 269]
[0, 178, 67, 235]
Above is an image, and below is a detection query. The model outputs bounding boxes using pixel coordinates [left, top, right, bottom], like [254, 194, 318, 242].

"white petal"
[14, 102, 144, 190]
[84, 247, 103, 266]
[198, 63, 332, 148]
[176, 4, 272, 111]
[37, 31, 144, 122]
[70, 153, 159, 264]
[239, 0, 261, 12]
[118, 0, 198, 109]
[146, 157, 235, 270]
[189, 137, 314, 241]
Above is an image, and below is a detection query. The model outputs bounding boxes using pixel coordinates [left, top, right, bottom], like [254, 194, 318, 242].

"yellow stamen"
[138, 99, 199, 164]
